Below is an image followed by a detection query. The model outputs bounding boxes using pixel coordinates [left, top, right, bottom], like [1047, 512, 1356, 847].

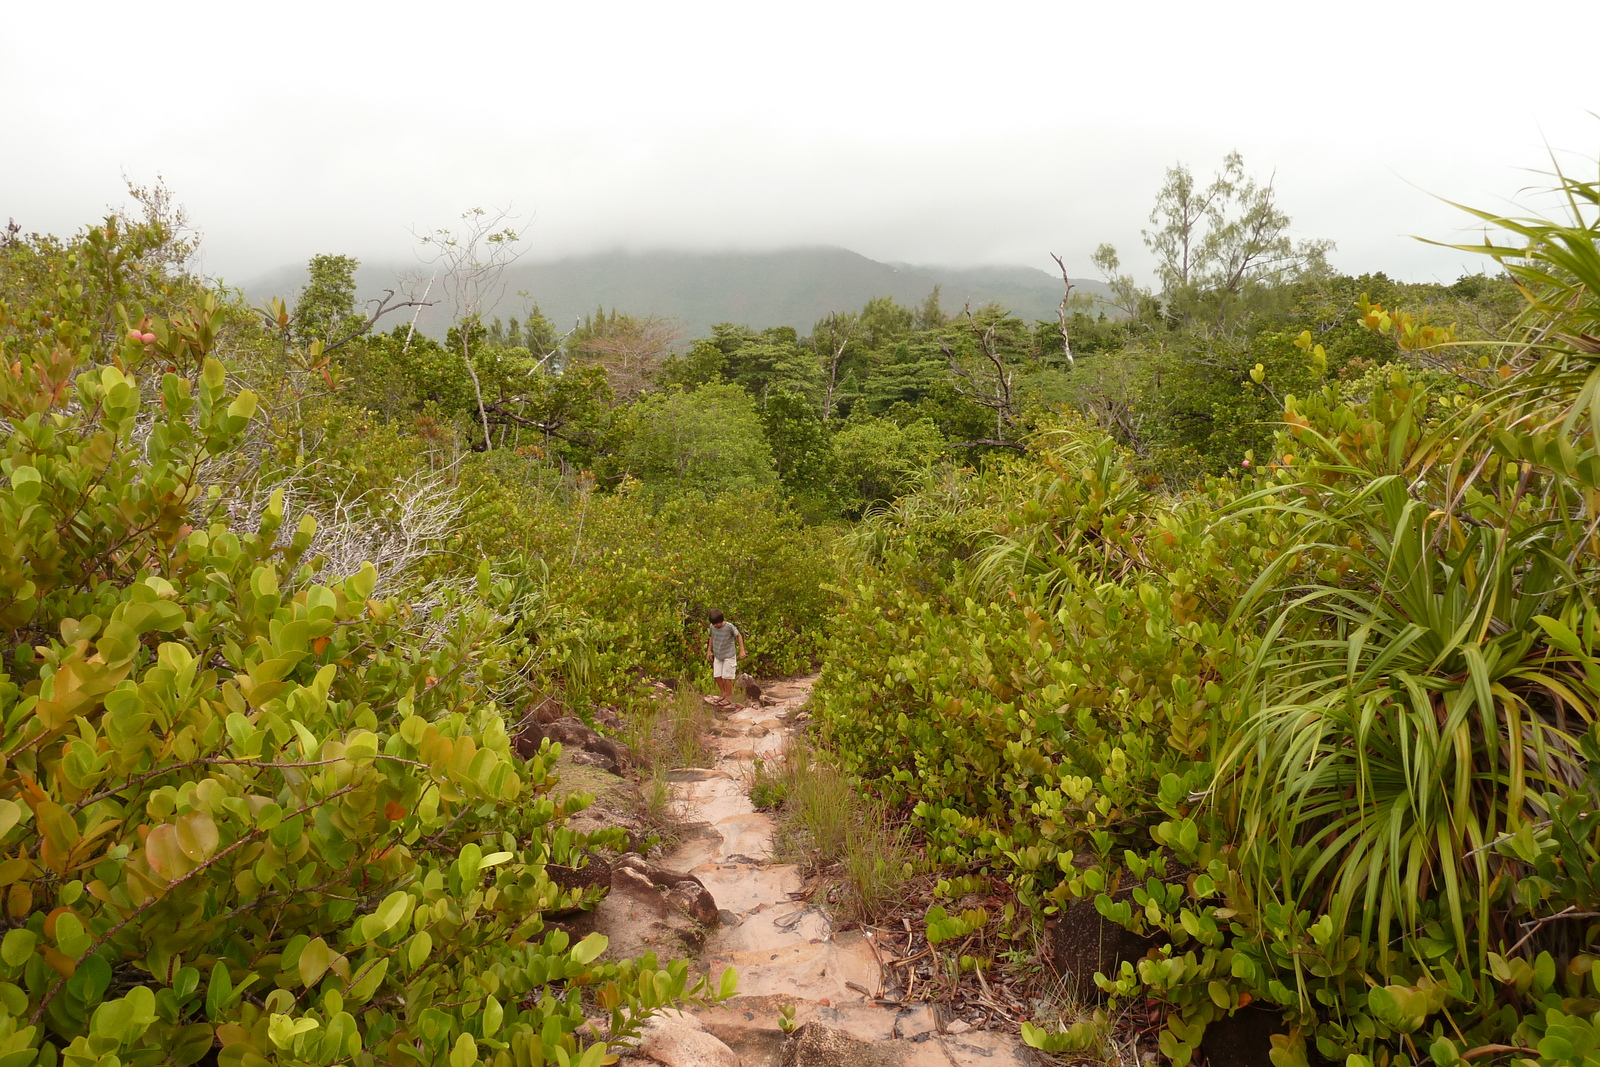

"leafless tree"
[1050, 253, 1077, 370]
[940, 306, 1026, 451]
[810, 311, 859, 420]
[566, 315, 683, 401]
[417, 207, 531, 448]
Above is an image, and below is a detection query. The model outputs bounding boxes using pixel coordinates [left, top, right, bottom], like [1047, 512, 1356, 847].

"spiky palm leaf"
[1218, 444, 1600, 1006]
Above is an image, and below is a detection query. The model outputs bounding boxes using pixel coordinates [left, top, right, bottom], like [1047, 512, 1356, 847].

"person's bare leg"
[717, 677, 734, 701]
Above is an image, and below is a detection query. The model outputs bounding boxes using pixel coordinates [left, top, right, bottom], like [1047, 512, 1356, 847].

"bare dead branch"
[939, 305, 1020, 445]
[416, 206, 532, 448]
[481, 400, 585, 445]
[1050, 253, 1076, 369]
[321, 288, 437, 355]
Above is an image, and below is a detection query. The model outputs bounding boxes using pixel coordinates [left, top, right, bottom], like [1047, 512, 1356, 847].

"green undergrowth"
[456, 464, 841, 708]
[812, 171, 1600, 1067]
[0, 214, 737, 1065]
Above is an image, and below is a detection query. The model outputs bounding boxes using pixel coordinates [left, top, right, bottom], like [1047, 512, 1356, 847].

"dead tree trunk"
[1051, 253, 1076, 369]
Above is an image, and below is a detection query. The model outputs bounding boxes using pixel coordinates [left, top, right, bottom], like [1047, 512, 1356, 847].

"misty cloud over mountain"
[240, 246, 1114, 341]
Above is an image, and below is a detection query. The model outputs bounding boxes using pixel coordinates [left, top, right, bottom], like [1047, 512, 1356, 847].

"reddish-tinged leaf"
[176, 811, 219, 862]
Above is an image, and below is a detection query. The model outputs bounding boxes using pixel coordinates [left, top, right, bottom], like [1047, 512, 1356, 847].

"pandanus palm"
[1214, 164, 1600, 999]
[1218, 467, 1597, 987]
[1446, 158, 1600, 445]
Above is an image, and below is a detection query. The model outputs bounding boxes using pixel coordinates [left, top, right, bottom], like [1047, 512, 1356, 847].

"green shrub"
[620, 384, 776, 496]
[811, 181, 1600, 1066]
[456, 468, 839, 697]
[0, 218, 729, 1064]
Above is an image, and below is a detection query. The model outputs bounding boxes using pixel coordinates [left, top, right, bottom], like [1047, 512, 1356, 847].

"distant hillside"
[239, 247, 1112, 342]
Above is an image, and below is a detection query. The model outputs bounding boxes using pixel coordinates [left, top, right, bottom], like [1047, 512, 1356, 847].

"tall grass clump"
[769, 747, 917, 922]
[617, 685, 715, 773]
[609, 685, 718, 847]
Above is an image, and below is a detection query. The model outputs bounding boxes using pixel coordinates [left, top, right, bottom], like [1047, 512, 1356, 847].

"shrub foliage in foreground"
[814, 172, 1600, 1067]
[0, 220, 723, 1065]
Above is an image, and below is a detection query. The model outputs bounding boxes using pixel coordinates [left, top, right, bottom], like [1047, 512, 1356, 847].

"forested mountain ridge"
[240, 246, 1111, 340]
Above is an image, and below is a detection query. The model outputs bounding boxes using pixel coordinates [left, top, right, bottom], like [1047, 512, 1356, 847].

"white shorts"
[713, 657, 738, 680]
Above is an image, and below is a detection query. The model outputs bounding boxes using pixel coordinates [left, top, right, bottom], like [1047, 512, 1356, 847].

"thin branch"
[1504, 905, 1600, 955]
[402, 273, 437, 354]
[69, 753, 429, 814]
[949, 439, 1028, 452]
[322, 289, 437, 355]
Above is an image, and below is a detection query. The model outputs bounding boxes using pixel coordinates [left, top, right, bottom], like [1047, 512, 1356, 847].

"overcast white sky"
[2, 0, 1596, 286]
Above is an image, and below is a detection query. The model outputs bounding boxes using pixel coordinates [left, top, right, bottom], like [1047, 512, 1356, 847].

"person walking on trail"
[707, 609, 745, 706]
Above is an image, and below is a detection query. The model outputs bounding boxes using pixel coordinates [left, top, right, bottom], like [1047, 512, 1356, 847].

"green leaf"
[347, 562, 377, 601]
[226, 390, 258, 423]
[407, 931, 432, 970]
[297, 937, 331, 989]
[1367, 985, 1428, 1033]
[267, 1013, 319, 1049]
[1534, 614, 1584, 656]
[206, 961, 233, 1021]
[202, 356, 226, 389]
[569, 933, 607, 966]
[8, 465, 41, 505]
[121, 599, 185, 635]
[54, 912, 91, 959]
[346, 958, 388, 1005]
[399, 716, 428, 745]
[373, 891, 411, 935]
[176, 811, 220, 863]
[0, 930, 35, 968]
[91, 986, 158, 1044]
[0, 800, 23, 841]
[290, 719, 320, 758]
[449, 1033, 478, 1067]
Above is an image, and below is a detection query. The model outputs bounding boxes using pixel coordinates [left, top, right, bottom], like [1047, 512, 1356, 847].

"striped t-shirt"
[710, 622, 740, 660]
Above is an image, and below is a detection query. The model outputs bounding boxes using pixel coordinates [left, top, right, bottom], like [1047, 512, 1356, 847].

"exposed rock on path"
[621, 675, 1034, 1067]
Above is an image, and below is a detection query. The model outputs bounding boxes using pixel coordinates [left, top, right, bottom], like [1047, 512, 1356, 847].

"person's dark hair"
[709, 609, 724, 624]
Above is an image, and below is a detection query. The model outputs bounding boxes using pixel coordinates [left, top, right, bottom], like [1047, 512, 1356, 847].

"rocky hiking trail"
[570, 674, 1036, 1067]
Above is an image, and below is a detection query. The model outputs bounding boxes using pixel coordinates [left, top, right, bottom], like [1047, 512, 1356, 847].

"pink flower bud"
[127, 329, 142, 341]
[1241, 459, 1251, 467]
[140, 332, 157, 344]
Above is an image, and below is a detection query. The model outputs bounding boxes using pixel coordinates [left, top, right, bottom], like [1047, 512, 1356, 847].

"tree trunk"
[463, 336, 492, 449]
